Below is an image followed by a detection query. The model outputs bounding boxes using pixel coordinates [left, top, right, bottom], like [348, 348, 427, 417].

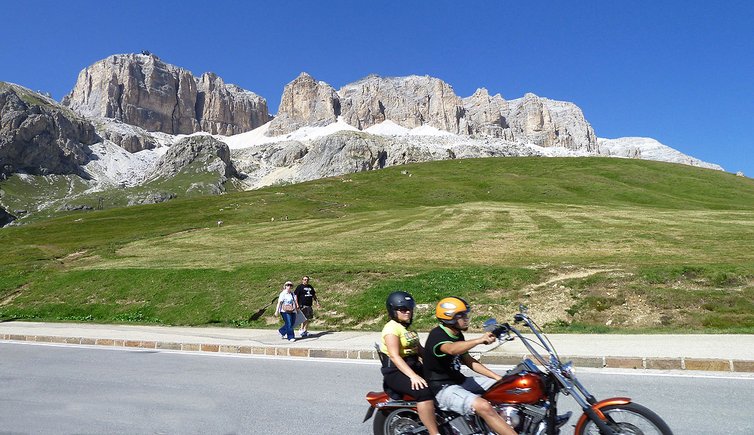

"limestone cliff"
[268, 74, 597, 153]
[267, 73, 340, 136]
[63, 54, 270, 137]
[147, 134, 238, 181]
[505, 93, 598, 152]
[0, 83, 98, 177]
[338, 75, 465, 133]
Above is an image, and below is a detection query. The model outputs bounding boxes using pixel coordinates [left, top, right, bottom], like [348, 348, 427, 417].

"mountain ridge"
[0, 53, 731, 225]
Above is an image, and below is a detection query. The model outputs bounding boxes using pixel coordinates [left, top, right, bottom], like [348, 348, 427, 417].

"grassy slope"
[1, 157, 753, 331]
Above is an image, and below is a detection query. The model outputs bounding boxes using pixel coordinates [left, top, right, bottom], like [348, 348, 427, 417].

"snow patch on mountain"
[83, 141, 167, 187]
[220, 117, 359, 149]
[597, 137, 724, 171]
[81, 119, 724, 193]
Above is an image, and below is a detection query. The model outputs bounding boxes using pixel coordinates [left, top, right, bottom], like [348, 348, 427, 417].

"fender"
[364, 391, 418, 422]
[573, 397, 632, 433]
[365, 391, 390, 407]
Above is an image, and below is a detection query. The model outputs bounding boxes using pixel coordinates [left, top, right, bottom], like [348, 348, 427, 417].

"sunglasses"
[454, 312, 470, 319]
[395, 307, 412, 312]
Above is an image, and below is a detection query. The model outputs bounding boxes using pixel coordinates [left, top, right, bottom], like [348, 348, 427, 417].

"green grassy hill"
[2, 157, 753, 332]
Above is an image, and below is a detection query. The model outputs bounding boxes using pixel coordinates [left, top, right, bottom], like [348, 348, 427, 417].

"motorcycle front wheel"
[373, 408, 426, 435]
[576, 402, 673, 435]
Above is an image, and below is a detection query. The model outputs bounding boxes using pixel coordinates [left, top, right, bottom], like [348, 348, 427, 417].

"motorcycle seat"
[383, 381, 404, 400]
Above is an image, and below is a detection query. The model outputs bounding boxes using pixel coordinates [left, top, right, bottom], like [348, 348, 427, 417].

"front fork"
[551, 370, 630, 435]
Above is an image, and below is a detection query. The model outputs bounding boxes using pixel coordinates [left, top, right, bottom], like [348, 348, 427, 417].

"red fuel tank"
[482, 372, 546, 404]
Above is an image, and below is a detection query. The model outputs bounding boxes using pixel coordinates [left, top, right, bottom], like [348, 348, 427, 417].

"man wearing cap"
[424, 296, 517, 435]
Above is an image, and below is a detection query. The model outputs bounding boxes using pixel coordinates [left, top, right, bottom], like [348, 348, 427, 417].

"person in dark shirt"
[423, 297, 517, 435]
[294, 276, 320, 337]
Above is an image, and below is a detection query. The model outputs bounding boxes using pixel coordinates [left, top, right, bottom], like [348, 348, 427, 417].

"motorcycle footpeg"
[556, 411, 572, 428]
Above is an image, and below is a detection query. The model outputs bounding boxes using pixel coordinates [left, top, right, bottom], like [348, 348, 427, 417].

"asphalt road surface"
[2, 342, 753, 434]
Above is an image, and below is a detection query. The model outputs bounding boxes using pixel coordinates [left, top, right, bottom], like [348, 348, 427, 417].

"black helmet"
[386, 291, 416, 325]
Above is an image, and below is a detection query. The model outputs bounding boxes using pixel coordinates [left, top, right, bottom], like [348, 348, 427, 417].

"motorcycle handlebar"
[484, 315, 556, 368]
[483, 318, 510, 338]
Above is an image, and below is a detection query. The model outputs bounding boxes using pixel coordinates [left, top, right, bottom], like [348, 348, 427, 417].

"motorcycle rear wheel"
[576, 402, 673, 435]
[373, 408, 426, 435]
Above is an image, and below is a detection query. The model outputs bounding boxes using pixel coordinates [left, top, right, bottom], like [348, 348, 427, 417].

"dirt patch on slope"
[517, 268, 613, 324]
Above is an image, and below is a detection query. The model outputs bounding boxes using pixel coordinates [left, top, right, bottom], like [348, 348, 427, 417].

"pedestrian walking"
[294, 275, 320, 337]
[274, 281, 299, 342]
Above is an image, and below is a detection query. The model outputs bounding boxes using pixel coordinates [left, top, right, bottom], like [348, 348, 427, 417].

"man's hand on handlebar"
[478, 331, 497, 345]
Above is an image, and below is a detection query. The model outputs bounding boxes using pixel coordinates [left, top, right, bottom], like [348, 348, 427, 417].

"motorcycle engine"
[495, 406, 521, 428]
[495, 404, 548, 433]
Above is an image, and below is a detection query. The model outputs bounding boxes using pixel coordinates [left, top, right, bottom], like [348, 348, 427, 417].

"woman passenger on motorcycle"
[380, 291, 440, 435]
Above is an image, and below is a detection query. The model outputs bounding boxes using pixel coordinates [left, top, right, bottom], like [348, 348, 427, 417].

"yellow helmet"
[435, 296, 470, 325]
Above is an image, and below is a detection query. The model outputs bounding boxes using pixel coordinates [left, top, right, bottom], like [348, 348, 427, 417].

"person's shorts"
[435, 376, 496, 415]
[301, 306, 314, 319]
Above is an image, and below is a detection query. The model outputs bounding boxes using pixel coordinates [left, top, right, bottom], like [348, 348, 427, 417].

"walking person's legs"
[283, 312, 296, 340]
[299, 306, 313, 336]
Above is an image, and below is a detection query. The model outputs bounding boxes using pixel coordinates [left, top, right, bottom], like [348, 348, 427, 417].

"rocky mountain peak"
[1, 82, 98, 177]
[266, 72, 340, 136]
[147, 134, 238, 181]
[461, 87, 511, 139]
[506, 93, 598, 151]
[63, 54, 270, 138]
[338, 74, 466, 133]
[267, 73, 598, 152]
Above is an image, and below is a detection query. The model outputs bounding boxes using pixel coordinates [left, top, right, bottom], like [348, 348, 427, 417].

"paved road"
[2, 342, 753, 434]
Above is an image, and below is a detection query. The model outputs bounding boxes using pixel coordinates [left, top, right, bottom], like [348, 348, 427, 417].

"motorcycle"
[364, 306, 673, 434]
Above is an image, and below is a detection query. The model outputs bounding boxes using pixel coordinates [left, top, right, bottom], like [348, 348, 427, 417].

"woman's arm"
[385, 334, 428, 391]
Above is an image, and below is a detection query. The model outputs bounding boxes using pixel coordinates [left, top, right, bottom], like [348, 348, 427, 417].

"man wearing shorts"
[294, 276, 320, 337]
[423, 296, 516, 435]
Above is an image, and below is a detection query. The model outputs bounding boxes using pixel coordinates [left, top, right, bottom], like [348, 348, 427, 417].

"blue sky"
[2, 1, 752, 176]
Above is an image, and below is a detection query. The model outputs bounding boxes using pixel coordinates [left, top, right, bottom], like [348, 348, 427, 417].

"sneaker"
[301, 331, 309, 337]
[289, 338, 296, 342]
[281, 335, 286, 339]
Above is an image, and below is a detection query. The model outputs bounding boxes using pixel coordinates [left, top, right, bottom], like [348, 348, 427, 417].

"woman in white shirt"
[274, 281, 299, 342]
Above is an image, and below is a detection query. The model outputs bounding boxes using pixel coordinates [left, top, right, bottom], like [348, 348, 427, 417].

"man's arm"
[437, 331, 496, 356]
[461, 353, 502, 381]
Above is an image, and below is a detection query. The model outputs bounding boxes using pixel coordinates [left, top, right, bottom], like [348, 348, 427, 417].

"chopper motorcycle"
[364, 307, 673, 435]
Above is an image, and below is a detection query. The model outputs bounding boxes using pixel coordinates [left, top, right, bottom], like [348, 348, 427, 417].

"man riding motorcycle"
[423, 296, 518, 435]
